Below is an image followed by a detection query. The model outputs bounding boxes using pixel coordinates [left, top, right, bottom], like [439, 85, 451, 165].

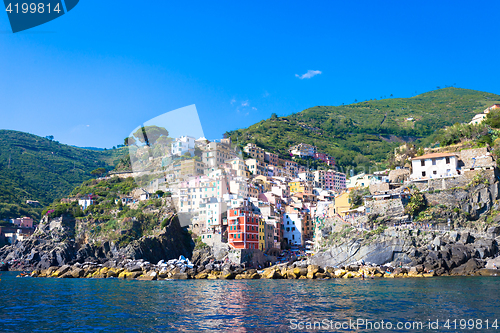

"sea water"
[1, 272, 500, 332]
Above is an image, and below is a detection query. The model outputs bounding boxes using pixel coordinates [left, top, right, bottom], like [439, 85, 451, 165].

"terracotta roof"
[412, 153, 458, 160]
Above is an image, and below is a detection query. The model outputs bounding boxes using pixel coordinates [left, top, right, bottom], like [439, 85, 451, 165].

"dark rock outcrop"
[0, 214, 194, 271]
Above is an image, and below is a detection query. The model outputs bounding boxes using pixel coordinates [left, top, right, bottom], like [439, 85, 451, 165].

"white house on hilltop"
[410, 153, 459, 180]
[171, 136, 196, 156]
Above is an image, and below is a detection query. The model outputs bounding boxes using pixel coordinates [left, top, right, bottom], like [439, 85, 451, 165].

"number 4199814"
[5, 2, 61, 14]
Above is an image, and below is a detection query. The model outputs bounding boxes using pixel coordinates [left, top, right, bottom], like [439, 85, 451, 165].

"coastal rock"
[451, 258, 484, 276]
[477, 268, 500, 277]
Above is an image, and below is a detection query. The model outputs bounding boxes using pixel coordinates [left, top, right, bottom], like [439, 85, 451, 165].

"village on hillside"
[2, 105, 500, 261]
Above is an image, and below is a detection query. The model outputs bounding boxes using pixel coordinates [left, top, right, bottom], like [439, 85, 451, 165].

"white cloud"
[252, 107, 257, 111]
[230, 98, 236, 105]
[263, 91, 270, 97]
[241, 100, 249, 107]
[295, 70, 322, 79]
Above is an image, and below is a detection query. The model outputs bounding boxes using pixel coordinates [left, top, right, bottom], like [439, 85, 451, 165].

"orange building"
[228, 207, 260, 249]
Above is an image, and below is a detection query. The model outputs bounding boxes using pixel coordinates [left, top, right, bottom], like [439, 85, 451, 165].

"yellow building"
[254, 175, 272, 192]
[288, 181, 303, 194]
[334, 191, 351, 217]
[259, 218, 265, 251]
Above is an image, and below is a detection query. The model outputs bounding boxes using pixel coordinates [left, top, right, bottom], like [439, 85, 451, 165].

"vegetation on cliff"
[227, 88, 500, 172]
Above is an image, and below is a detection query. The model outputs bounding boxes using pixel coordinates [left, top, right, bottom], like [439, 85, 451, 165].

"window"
[446, 157, 450, 164]
[433, 170, 437, 175]
[432, 159, 436, 165]
[421, 160, 425, 166]
[422, 171, 426, 177]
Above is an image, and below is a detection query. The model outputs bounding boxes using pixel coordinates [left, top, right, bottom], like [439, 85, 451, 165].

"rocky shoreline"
[23, 253, 500, 281]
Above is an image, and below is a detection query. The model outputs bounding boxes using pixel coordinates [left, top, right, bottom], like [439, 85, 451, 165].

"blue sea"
[1, 272, 500, 332]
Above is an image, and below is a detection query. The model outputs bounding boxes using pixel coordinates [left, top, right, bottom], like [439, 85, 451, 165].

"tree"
[405, 190, 426, 217]
[133, 126, 169, 146]
[124, 137, 136, 146]
[270, 113, 278, 120]
[156, 136, 171, 146]
[46, 135, 54, 141]
[155, 190, 165, 198]
[194, 146, 203, 158]
[486, 109, 500, 129]
[91, 167, 107, 177]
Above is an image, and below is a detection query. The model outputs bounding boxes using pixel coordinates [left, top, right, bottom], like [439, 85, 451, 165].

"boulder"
[220, 271, 236, 280]
[52, 265, 71, 277]
[195, 272, 208, 279]
[59, 272, 74, 278]
[293, 267, 307, 277]
[477, 268, 500, 277]
[307, 265, 320, 274]
[71, 268, 85, 278]
[171, 273, 189, 280]
[451, 258, 484, 276]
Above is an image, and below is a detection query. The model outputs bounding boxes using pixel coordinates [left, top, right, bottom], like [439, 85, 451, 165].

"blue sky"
[1, 1, 499, 148]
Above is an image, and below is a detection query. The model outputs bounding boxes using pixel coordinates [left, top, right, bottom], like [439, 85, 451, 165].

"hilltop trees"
[124, 137, 136, 146]
[133, 126, 169, 146]
[91, 167, 107, 177]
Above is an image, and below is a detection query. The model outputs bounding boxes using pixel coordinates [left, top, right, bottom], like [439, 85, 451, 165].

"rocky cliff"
[311, 225, 500, 276]
[0, 214, 194, 271]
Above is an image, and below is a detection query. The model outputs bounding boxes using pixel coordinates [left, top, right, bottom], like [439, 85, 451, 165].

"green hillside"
[227, 88, 500, 172]
[0, 130, 127, 220]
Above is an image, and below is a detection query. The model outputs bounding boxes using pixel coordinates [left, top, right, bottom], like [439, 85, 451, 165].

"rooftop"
[411, 153, 458, 160]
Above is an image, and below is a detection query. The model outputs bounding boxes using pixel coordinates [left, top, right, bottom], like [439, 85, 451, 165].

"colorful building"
[227, 207, 260, 249]
[259, 218, 265, 251]
[334, 191, 351, 217]
[313, 152, 335, 166]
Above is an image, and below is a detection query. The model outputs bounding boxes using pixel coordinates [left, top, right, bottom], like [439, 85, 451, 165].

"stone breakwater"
[27, 255, 500, 281]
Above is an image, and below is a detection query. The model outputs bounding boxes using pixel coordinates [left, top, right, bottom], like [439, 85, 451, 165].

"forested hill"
[0, 130, 126, 220]
[227, 88, 500, 171]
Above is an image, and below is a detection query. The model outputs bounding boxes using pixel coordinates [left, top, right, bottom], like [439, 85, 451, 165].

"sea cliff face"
[310, 226, 500, 276]
[0, 214, 194, 271]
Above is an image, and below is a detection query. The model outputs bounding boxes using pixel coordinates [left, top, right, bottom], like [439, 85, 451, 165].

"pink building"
[11, 217, 34, 228]
[324, 171, 346, 192]
[314, 153, 335, 167]
[264, 152, 279, 166]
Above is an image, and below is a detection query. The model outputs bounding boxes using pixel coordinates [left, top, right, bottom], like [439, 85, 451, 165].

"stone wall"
[460, 147, 495, 169]
[412, 169, 496, 192]
[369, 182, 389, 194]
[227, 249, 275, 266]
[422, 170, 500, 220]
[365, 198, 404, 216]
[389, 169, 410, 183]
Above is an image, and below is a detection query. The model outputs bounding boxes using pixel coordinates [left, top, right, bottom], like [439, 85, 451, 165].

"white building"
[411, 153, 459, 180]
[171, 136, 196, 156]
[203, 198, 227, 232]
[288, 143, 316, 158]
[470, 113, 487, 125]
[298, 171, 315, 183]
[78, 198, 94, 210]
[346, 173, 373, 188]
[282, 212, 304, 246]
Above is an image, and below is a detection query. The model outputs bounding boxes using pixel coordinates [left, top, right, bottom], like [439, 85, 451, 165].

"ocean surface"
[1, 272, 500, 332]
